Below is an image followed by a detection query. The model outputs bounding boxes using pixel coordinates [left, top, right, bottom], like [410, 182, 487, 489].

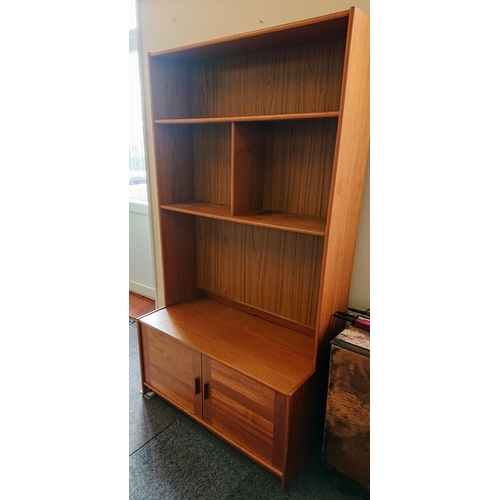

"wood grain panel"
[149, 56, 197, 119]
[263, 119, 336, 218]
[154, 124, 194, 206]
[155, 124, 231, 206]
[193, 123, 231, 205]
[203, 358, 276, 464]
[232, 118, 336, 221]
[160, 211, 197, 306]
[148, 55, 168, 120]
[315, 7, 370, 366]
[164, 60, 193, 119]
[197, 289, 315, 337]
[272, 393, 287, 472]
[181, 38, 346, 118]
[140, 324, 202, 418]
[323, 346, 370, 489]
[280, 373, 316, 491]
[196, 218, 323, 326]
[232, 122, 267, 216]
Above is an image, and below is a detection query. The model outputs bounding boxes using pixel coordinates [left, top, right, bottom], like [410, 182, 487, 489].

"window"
[129, 1, 148, 204]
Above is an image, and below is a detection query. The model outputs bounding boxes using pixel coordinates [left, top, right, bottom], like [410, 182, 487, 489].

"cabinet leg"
[140, 388, 155, 399]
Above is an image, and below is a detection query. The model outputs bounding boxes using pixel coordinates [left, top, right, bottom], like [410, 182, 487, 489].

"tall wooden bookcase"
[137, 6, 369, 491]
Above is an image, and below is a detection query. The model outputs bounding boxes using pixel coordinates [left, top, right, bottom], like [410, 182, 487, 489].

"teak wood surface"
[143, 6, 370, 492]
[314, 7, 370, 365]
[196, 218, 323, 328]
[139, 299, 314, 395]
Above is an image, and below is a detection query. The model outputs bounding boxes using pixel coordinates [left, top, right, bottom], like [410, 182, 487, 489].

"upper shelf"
[154, 112, 340, 125]
[148, 17, 348, 120]
[161, 201, 327, 236]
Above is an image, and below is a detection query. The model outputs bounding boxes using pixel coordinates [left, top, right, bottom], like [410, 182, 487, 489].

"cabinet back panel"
[263, 119, 336, 218]
[155, 124, 231, 206]
[196, 218, 323, 327]
[150, 57, 193, 120]
[193, 124, 231, 205]
[154, 124, 194, 205]
[155, 38, 346, 119]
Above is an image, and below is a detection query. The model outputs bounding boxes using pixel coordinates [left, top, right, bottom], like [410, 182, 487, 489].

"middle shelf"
[161, 201, 327, 236]
[154, 117, 338, 236]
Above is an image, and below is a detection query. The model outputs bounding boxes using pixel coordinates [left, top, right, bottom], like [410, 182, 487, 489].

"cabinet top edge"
[139, 297, 316, 394]
[148, 9, 357, 60]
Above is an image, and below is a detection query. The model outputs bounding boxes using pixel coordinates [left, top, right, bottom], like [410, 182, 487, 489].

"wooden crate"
[322, 326, 370, 490]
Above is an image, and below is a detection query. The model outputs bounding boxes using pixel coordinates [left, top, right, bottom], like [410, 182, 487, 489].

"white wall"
[137, 0, 370, 310]
[129, 201, 156, 299]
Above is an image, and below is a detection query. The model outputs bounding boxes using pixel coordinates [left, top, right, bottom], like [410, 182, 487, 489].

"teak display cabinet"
[137, 6, 369, 491]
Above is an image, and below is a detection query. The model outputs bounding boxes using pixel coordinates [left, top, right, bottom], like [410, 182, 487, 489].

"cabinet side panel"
[316, 8, 370, 363]
[280, 374, 316, 491]
[272, 393, 287, 471]
[138, 320, 151, 388]
[323, 346, 370, 489]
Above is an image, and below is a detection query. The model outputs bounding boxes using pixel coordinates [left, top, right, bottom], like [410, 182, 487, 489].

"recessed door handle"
[203, 383, 210, 400]
[194, 377, 201, 395]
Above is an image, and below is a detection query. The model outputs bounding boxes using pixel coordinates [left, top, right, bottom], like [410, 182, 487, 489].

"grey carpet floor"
[129, 320, 367, 499]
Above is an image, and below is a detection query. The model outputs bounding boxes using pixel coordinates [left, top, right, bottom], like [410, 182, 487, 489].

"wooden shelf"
[154, 112, 340, 125]
[161, 201, 231, 218]
[161, 202, 326, 236]
[139, 296, 315, 395]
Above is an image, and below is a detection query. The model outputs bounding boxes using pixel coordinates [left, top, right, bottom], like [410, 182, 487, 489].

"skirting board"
[129, 280, 156, 300]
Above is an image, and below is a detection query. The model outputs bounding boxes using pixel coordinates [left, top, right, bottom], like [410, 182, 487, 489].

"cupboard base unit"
[137, 301, 317, 491]
[322, 326, 370, 491]
[143, 5, 369, 493]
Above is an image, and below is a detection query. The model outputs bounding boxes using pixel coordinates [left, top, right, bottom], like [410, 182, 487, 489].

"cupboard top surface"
[332, 326, 370, 355]
[139, 297, 315, 395]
